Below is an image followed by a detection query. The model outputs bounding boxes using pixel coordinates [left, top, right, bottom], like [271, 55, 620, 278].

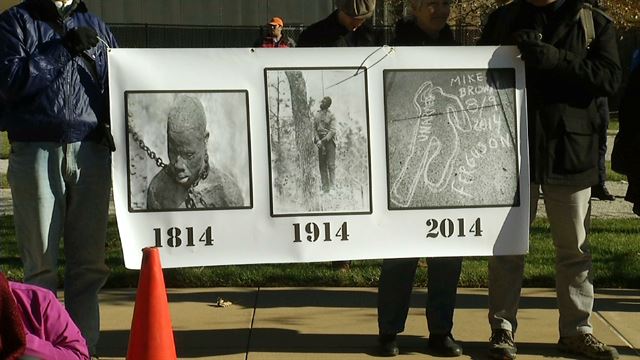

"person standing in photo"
[298, 0, 380, 271]
[254, 16, 296, 48]
[377, 0, 463, 357]
[312, 96, 338, 194]
[478, 0, 622, 359]
[0, 0, 118, 357]
[146, 95, 244, 210]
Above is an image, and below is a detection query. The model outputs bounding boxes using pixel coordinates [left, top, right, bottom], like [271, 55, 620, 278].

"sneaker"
[591, 184, 615, 201]
[558, 333, 619, 360]
[488, 329, 517, 360]
[428, 333, 463, 357]
[378, 333, 399, 357]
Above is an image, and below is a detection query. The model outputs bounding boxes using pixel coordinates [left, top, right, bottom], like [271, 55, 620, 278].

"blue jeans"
[378, 257, 463, 335]
[8, 142, 111, 354]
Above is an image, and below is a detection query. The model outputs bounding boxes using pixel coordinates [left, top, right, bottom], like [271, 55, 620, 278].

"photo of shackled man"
[146, 95, 244, 210]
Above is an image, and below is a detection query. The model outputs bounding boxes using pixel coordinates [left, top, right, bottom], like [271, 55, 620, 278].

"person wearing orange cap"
[254, 16, 296, 48]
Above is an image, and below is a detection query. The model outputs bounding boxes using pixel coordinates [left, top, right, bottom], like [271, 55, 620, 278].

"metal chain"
[128, 124, 166, 169]
[185, 156, 210, 208]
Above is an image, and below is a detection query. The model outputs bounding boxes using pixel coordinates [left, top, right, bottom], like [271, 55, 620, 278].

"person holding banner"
[377, 0, 463, 357]
[297, 0, 378, 47]
[146, 95, 245, 210]
[478, 0, 622, 359]
[298, 0, 379, 272]
[611, 61, 640, 216]
[0, 0, 117, 357]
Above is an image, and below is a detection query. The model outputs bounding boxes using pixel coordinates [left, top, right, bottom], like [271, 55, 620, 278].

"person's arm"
[0, 10, 74, 102]
[319, 112, 337, 143]
[552, 17, 621, 97]
[20, 289, 89, 360]
[514, 13, 622, 97]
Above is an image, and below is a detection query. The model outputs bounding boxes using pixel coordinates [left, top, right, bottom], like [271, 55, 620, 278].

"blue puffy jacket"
[0, 0, 117, 143]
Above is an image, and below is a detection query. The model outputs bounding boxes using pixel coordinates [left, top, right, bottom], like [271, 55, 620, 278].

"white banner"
[108, 46, 530, 269]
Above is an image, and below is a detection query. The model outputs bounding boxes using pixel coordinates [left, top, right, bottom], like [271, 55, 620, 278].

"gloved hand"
[62, 27, 98, 56]
[513, 29, 561, 70]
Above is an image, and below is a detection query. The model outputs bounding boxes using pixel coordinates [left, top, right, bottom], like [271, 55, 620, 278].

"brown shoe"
[558, 334, 619, 360]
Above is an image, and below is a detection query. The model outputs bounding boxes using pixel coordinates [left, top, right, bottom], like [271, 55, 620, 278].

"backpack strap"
[578, 5, 595, 49]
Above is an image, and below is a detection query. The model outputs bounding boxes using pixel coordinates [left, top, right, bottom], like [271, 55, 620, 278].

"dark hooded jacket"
[392, 18, 457, 46]
[478, 0, 621, 186]
[611, 65, 640, 204]
[297, 10, 379, 47]
[0, 0, 117, 143]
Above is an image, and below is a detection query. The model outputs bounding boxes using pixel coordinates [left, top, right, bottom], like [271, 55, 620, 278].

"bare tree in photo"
[285, 70, 320, 210]
[267, 69, 371, 215]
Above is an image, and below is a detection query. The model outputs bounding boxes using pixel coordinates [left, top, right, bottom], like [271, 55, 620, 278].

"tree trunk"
[285, 70, 318, 206]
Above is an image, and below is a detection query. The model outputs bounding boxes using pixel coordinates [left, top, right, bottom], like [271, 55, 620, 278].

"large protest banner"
[108, 46, 529, 269]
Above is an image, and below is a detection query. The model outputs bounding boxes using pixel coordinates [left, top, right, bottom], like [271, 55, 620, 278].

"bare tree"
[285, 71, 319, 206]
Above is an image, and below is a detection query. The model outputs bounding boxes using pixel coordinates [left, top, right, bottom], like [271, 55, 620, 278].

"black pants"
[378, 257, 463, 335]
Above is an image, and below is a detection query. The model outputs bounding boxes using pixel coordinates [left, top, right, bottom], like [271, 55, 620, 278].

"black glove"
[513, 29, 561, 70]
[62, 27, 98, 56]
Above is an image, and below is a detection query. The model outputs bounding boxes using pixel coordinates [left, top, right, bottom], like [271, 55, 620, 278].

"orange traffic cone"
[126, 247, 177, 360]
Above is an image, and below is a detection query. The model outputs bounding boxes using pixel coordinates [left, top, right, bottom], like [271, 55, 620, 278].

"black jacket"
[478, 0, 622, 186]
[393, 18, 457, 46]
[612, 66, 640, 203]
[297, 10, 378, 47]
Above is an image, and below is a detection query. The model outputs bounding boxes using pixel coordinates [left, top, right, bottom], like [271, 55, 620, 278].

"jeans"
[488, 183, 594, 337]
[8, 141, 111, 354]
[378, 257, 463, 335]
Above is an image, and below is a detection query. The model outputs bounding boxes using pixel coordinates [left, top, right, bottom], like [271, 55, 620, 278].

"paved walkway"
[91, 287, 639, 360]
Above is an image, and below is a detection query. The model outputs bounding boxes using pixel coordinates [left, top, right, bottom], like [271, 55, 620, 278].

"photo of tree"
[265, 68, 372, 216]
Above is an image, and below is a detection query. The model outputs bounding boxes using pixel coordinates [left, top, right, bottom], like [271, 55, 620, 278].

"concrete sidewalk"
[93, 287, 640, 360]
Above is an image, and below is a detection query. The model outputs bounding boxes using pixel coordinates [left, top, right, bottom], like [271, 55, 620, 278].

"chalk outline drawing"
[390, 81, 472, 207]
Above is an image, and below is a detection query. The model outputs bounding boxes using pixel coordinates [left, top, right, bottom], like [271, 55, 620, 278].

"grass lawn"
[1, 215, 638, 289]
[0, 132, 8, 159]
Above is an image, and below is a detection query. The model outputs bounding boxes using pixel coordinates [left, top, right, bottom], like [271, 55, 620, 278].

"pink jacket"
[10, 282, 89, 360]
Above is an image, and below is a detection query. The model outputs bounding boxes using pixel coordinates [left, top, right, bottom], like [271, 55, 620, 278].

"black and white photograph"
[384, 68, 519, 209]
[265, 68, 372, 216]
[126, 91, 252, 212]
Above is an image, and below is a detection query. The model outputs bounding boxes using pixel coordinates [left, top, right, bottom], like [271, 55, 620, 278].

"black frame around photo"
[264, 67, 373, 217]
[384, 68, 520, 210]
[125, 90, 253, 212]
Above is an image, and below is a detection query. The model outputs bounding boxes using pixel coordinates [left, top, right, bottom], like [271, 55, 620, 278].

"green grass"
[606, 160, 627, 181]
[0, 132, 8, 188]
[1, 216, 638, 289]
[0, 132, 8, 159]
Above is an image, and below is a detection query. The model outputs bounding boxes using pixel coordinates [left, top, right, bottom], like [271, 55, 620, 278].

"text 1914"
[293, 222, 349, 242]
